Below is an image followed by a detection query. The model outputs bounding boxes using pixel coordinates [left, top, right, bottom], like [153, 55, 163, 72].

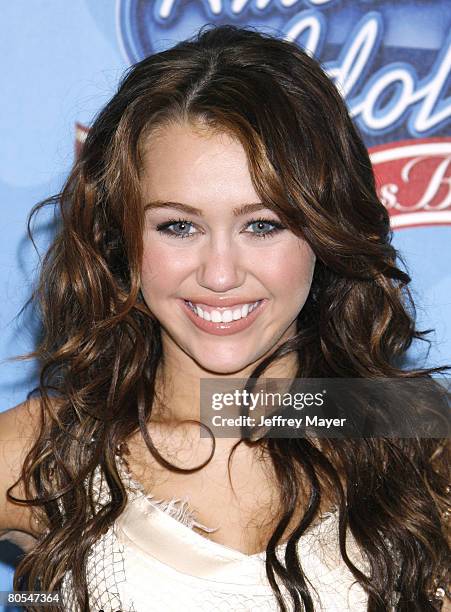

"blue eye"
[155, 217, 285, 240]
[156, 219, 196, 239]
[245, 218, 285, 239]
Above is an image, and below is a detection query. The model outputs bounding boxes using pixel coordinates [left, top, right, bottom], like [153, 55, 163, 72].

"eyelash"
[155, 217, 286, 240]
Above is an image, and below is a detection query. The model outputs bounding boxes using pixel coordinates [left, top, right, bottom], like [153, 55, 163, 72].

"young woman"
[0, 24, 449, 612]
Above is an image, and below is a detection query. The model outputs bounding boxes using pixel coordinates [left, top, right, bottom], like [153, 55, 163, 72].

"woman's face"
[140, 121, 316, 375]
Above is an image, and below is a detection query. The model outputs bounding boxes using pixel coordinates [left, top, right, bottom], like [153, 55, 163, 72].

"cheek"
[260, 241, 316, 298]
[140, 237, 315, 303]
[140, 242, 191, 296]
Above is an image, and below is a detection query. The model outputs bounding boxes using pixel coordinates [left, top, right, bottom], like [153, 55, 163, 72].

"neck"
[151, 342, 299, 425]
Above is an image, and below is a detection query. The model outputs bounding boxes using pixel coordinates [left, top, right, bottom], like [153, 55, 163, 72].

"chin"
[198, 361, 252, 376]
[189, 347, 266, 376]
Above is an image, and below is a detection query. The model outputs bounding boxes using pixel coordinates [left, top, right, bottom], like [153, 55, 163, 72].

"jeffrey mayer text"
[212, 415, 347, 428]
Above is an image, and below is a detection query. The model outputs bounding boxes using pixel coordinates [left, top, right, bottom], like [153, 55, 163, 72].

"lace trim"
[115, 451, 220, 534]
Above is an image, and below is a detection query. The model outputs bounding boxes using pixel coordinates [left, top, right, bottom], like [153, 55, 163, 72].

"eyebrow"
[144, 200, 272, 217]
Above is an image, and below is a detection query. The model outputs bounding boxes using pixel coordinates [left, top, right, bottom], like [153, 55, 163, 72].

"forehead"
[140, 121, 260, 212]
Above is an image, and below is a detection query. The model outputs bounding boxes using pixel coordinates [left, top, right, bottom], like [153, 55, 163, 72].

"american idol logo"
[116, 0, 451, 144]
[76, 0, 451, 229]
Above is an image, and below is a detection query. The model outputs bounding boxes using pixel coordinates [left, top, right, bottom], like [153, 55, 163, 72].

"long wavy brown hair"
[8, 24, 450, 611]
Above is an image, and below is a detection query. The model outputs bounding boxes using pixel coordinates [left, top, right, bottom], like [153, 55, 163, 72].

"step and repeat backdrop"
[1, 0, 450, 603]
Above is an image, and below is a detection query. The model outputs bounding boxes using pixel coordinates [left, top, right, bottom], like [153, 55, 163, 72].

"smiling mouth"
[184, 299, 262, 323]
[180, 298, 268, 336]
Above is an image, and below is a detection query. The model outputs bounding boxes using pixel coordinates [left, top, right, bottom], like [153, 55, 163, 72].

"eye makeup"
[155, 217, 286, 240]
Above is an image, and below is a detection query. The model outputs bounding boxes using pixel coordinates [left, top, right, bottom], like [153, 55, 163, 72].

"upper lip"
[182, 296, 264, 308]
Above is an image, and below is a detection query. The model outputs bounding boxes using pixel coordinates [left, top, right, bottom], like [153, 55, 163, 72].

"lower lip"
[178, 299, 268, 336]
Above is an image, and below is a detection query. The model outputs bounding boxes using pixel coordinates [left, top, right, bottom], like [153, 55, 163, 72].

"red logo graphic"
[370, 138, 451, 229]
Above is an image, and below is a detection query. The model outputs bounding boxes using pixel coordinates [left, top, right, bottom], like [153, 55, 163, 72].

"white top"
[59, 455, 371, 611]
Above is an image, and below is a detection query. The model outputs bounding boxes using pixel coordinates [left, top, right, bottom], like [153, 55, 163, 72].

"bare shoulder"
[442, 596, 451, 612]
[0, 398, 44, 537]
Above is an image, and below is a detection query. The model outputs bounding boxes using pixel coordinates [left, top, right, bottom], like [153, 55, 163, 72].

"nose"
[196, 234, 246, 293]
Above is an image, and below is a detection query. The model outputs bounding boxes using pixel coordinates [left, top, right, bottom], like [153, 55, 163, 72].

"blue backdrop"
[1, 1, 450, 606]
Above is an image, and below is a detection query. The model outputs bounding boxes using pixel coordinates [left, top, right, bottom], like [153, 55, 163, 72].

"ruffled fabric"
[59, 453, 370, 612]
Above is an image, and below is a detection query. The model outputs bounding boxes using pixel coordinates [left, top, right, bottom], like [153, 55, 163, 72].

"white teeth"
[222, 310, 233, 323]
[187, 300, 261, 323]
[211, 310, 222, 323]
[232, 308, 241, 320]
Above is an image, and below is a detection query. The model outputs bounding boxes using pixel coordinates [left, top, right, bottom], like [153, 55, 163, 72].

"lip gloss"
[178, 298, 268, 336]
